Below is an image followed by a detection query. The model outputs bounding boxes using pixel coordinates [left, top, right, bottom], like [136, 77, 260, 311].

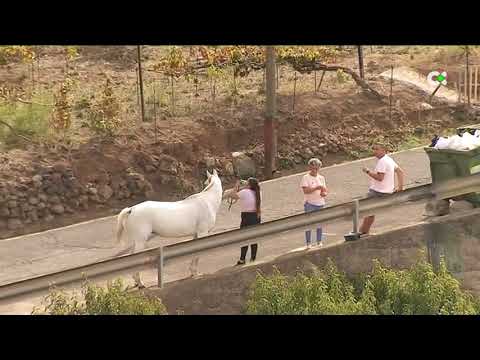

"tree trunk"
[357, 46, 364, 80]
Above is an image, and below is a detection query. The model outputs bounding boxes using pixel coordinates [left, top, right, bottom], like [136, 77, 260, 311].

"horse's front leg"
[189, 233, 200, 277]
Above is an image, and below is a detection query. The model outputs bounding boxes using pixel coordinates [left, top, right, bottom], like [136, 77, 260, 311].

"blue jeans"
[304, 202, 324, 245]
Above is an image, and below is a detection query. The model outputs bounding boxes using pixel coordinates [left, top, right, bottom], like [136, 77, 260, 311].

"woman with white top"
[231, 177, 262, 265]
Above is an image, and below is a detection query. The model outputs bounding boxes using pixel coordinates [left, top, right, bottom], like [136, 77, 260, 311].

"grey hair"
[308, 158, 322, 167]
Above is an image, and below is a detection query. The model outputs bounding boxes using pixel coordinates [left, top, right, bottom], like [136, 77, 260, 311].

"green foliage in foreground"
[246, 258, 480, 315]
[32, 278, 167, 315]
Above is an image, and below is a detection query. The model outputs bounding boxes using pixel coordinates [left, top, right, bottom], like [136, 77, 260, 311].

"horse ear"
[213, 169, 218, 177]
[206, 170, 212, 178]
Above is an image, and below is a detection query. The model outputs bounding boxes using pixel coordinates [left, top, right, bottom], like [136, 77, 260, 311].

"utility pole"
[137, 45, 146, 123]
[264, 46, 277, 180]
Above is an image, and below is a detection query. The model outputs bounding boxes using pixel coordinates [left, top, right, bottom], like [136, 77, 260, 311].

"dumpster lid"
[457, 124, 480, 131]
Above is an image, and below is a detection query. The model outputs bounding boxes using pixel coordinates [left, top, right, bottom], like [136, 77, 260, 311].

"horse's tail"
[116, 207, 132, 245]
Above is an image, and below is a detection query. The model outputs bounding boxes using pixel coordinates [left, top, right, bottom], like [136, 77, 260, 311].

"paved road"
[0, 147, 432, 314]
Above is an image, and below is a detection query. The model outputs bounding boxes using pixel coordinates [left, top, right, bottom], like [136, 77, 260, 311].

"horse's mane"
[201, 178, 215, 193]
[185, 176, 216, 201]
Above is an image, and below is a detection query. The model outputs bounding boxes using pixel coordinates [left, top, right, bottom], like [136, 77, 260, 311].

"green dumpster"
[425, 125, 480, 207]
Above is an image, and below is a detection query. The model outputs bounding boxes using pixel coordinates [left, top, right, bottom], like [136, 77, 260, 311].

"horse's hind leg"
[189, 231, 208, 277]
[130, 227, 151, 289]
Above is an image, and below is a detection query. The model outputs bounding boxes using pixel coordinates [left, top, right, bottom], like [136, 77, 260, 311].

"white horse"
[116, 169, 223, 288]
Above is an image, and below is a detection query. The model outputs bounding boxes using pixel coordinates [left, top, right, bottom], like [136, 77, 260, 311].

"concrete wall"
[149, 208, 480, 315]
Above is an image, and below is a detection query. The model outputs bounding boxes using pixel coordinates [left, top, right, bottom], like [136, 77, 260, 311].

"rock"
[225, 161, 235, 176]
[145, 165, 156, 173]
[88, 187, 98, 195]
[52, 162, 69, 173]
[20, 203, 31, 212]
[7, 200, 17, 208]
[89, 194, 101, 203]
[79, 195, 89, 205]
[420, 102, 433, 110]
[7, 218, 23, 230]
[0, 219, 6, 229]
[48, 195, 61, 204]
[38, 193, 48, 202]
[28, 196, 39, 205]
[205, 157, 216, 168]
[37, 202, 46, 210]
[45, 186, 59, 195]
[304, 147, 314, 159]
[32, 174, 43, 183]
[44, 214, 55, 222]
[97, 185, 114, 200]
[68, 199, 80, 208]
[0, 207, 10, 217]
[28, 210, 38, 222]
[10, 207, 20, 217]
[50, 204, 65, 215]
[232, 152, 256, 178]
[65, 206, 75, 214]
[51, 173, 63, 184]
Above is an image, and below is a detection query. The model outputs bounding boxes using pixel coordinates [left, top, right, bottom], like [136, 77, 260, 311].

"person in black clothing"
[230, 177, 262, 265]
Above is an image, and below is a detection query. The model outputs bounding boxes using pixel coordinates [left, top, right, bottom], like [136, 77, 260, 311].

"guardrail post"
[352, 199, 360, 233]
[157, 246, 164, 288]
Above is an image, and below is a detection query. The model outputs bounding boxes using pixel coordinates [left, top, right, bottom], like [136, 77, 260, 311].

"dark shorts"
[240, 212, 261, 228]
[367, 189, 391, 198]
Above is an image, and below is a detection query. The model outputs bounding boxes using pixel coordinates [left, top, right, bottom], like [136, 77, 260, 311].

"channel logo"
[427, 71, 447, 87]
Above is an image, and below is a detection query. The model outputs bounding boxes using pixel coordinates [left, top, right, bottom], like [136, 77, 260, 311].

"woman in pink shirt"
[300, 158, 327, 248]
[231, 177, 262, 265]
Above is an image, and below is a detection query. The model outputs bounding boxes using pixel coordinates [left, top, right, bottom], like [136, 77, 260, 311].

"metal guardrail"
[1, 173, 480, 302]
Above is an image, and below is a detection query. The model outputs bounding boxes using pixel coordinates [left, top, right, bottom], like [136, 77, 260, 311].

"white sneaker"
[306, 244, 312, 249]
[317, 242, 323, 247]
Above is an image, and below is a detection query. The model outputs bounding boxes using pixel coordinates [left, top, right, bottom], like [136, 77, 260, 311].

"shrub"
[32, 278, 167, 315]
[83, 78, 121, 137]
[245, 258, 480, 315]
[0, 91, 53, 147]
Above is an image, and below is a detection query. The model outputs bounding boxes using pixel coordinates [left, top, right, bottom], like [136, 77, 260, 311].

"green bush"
[245, 258, 480, 315]
[32, 278, 167, 315]
[0, 91, 53, 146]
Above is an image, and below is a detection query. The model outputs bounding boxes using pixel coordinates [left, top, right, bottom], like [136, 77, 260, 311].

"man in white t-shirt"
[359, 143, 405, 235]
[300, 158, 327, 248]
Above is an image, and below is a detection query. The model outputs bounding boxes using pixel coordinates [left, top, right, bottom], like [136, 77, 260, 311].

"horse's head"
[204, 169, 219, 186]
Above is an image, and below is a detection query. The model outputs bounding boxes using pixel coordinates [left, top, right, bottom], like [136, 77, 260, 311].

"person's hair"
[247, 177, 261, 214]
[373, 143, 387, 151]
[308, 158, 322, 168]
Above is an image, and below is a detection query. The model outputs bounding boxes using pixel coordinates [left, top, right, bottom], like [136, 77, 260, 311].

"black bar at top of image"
[2, 22, 480, 45]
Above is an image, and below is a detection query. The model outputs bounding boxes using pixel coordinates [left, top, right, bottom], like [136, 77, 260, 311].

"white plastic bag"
[434, 137, 451, 149]
[461, 132, 476, 150]
[448, 135, 464, 150]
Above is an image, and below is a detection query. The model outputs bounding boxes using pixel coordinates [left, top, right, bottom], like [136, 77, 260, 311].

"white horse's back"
[127, 200, 202, 238]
